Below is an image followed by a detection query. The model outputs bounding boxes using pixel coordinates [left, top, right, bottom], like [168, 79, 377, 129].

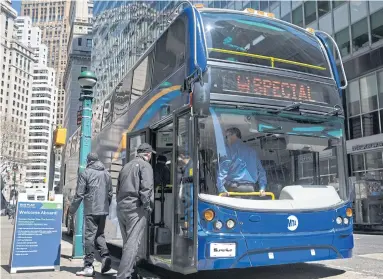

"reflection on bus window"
[202, 12, 331, 77]
[198, 107, 347, 203]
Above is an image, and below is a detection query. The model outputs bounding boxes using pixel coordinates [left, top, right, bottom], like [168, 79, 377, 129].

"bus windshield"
[198, 107, 348, 208]
[201, 12, 331, 77]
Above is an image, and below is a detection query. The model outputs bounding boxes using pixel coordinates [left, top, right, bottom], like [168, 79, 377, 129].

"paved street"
[1, 215, 383, 278]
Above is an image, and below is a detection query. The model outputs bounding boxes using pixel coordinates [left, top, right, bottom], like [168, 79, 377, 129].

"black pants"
[84, 214, 110, 267]
[117, 208, 147, 279]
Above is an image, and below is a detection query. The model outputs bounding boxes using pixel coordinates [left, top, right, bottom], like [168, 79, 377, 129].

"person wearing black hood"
[154, 155, 170, 188]
[69, 153, 113, 277]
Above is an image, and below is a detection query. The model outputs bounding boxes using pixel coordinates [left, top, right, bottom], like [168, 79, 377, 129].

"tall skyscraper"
[63, 0, 93, 138]
[20, 0, 72, 127]
[1, 0, 35, 195]
[15, 16, 58, 190]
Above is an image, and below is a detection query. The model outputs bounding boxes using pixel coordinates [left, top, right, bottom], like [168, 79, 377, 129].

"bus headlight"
[346, 208, 353, 218]
[226, 219, 235, 229]
[214, 220, 223, 230]
[336, 217, 343, 225]
[343, 218, 349, 225]
[203, 209, 215, 222]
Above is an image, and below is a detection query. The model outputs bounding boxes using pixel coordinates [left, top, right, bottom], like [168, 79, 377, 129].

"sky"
[12, 0, 21, 14]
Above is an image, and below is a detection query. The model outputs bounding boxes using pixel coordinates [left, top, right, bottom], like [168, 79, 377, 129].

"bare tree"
[0, 115, 21, 186]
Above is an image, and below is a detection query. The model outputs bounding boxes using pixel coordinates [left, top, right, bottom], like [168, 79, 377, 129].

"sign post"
[72, 70, 97, 259]
[9, 192, 63, 273]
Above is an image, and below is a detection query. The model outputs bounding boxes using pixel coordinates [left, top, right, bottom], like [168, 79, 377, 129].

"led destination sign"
[213, 68, 340, 106]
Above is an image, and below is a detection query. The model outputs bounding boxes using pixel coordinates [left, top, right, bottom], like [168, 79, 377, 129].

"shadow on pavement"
[143, 262, 346, 279]
[60, 265, 116, 278]
[1, 265, 10, 274]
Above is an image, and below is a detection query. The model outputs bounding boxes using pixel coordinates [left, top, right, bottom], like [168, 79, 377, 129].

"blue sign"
[10, 194, 63, 273]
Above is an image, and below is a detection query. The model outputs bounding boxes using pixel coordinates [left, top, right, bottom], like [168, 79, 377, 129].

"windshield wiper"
[271, 102, 302, 115]
[325, 105, 343, 116]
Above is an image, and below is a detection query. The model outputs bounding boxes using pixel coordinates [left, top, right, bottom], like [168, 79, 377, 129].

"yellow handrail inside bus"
[208, 48, 327, 71]
[219, 191, 275, 200]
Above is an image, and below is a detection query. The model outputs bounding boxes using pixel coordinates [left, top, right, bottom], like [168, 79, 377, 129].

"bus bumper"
[197, 229, 353, 270]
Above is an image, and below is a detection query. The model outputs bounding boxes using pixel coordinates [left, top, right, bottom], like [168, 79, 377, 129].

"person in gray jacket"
[116, 143, 155, 279]
[69, 153, 113, 277]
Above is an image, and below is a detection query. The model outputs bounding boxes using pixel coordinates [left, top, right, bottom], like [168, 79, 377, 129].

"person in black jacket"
[116, 143, 155, 279]
[154, 155, 170, 187]
[69, 153, 113, 277]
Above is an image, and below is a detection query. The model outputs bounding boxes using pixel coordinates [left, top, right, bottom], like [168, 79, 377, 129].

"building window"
[364, 151, 383, 170]
[304, 1, 316, 25]
[352, 18, 369, 52]
[86, 39, 92, 47]
[351, 154, 364, 172]
[78, 38, 82, 46]
[362, 112, 380, 136]
[317, 1, 330, 18]
[371, 9, 383, 44]
[360, 74, 378, 113]
[378, 70, 383, 107]
[349, 116, 362, 139]
[335, 28, 350, 56]
[292, 5, 303, 27]
[81, 67, 87, 72]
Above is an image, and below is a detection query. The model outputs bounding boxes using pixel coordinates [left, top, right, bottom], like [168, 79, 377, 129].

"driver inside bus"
[217, 127, 267, 197]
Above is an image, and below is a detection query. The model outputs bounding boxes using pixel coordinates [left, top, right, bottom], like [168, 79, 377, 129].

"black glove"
[144, 206, 152, 215]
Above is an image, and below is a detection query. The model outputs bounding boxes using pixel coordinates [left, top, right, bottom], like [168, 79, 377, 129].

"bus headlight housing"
[343, 218, 349, 225]
[336, 217, 343, 225]
[226, 219, 235, 229]
[203, 209, 215, 222]
[346, 208, 353, 218]
[214, 220, 223, 230]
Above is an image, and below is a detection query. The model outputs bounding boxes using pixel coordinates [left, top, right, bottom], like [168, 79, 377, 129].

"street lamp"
[72, 71, 97, 259]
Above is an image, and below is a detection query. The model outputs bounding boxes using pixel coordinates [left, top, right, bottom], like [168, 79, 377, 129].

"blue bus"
[62, 3, 353, 274]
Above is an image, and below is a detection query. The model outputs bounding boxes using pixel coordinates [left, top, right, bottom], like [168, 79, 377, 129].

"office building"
[0, 0, 35, 194]
[63, 21, 92, 137]
[20, 0, 72, 127]
[69, 0, 93, 24]
[90, 1, 177, 136]
[15, 16, 58, 190]
[63, 0, 93, 138]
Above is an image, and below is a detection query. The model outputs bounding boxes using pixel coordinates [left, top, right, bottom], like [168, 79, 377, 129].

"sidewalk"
[0, 216, 119, 278]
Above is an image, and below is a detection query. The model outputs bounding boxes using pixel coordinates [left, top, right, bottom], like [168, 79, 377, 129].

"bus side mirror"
[192, 68, 210, 117]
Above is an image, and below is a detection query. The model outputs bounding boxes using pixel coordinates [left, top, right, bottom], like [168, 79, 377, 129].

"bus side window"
[131, 53, 154, 104]
[152, 16, 186, 87]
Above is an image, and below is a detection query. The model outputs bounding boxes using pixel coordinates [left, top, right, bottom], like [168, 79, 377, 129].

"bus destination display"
[215, 69, 339, 105]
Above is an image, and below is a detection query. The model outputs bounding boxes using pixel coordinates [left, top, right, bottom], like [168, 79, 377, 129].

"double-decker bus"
[62, 3, 353, 274]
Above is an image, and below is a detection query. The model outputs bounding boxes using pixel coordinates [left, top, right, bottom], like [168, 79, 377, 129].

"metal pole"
[13, 164, 16, 201]
[48, 123, 56, 194]
[72, 86, 94, 259]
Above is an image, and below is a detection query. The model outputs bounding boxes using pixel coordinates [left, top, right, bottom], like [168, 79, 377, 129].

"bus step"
[136, 267, 161, 279]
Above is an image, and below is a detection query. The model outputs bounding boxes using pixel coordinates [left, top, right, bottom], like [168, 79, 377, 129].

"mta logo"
[287, 215, 299, 231]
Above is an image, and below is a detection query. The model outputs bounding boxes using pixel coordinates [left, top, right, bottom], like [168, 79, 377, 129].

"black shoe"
[101, 256, 112, 273]
[129, 269, 138, 279]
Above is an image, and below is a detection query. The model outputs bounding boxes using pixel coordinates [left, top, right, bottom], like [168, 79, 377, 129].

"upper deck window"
[201, 12, 331, 77]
